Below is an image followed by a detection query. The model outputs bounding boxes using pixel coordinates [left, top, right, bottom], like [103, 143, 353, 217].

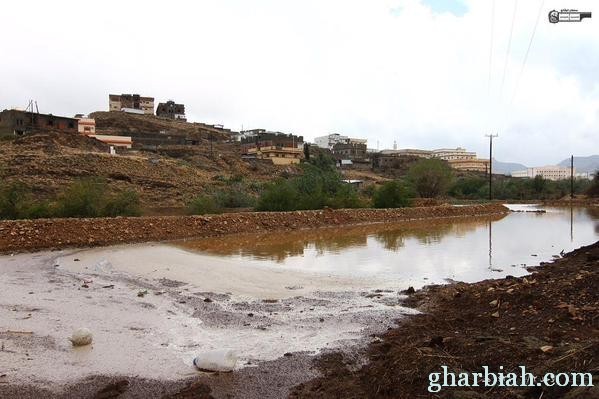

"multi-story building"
[331, 142, 367, 160]
[156, 100, 186, 121]
[447, 158, 490, 173]
[379, 149, 433, 158]
[108, 94, 154, 114]
[241, 131, 304, 165]
[431, 147, 477, 161]
[512, 166, 575, 181]
[314, 133, 367, 149]
[76, 116, 96, 135]
[0, 109, 78, 137]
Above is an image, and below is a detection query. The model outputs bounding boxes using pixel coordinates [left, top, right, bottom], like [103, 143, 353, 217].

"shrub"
[0, 183, 52, 219]
[373, 181, 412, 208]
[406, 159, 453, 198]
[55, 179, 106, 218]
[103, 190, 141, 217]
[213, 185, 256, 208]
[256, 180, 299, 211]
[587, 171, 599, 197]
[188, 195, 221, 215]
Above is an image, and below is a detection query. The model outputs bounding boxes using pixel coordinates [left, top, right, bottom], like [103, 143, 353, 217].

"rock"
[69, 328, 93, 346]
[203, 298, 212, 303]
[491, 311, 500, 318]
[489, 300, 498, 307]
[403, 286, 416, 295]
[540, 345, 554, 353]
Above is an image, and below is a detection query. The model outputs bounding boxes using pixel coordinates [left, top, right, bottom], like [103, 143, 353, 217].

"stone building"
[241, 131, 304, 165]
[0, 109, 78, 137]
[156, 100, 186, 121]
[109, 94, 154, 114]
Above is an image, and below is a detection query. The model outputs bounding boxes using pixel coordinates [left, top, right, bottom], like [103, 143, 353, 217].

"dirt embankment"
[290, 241, 599, 399]
[0, 132, 285, 208]
[0, 204, 508, 254]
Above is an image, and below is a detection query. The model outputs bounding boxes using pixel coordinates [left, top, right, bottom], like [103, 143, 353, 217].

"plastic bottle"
[193, 349, 237, 372]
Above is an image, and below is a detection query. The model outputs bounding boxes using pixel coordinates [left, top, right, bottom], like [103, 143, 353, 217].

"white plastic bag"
[193, 349, 237, 372]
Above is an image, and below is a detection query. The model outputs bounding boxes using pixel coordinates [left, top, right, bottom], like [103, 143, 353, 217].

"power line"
[500, 0, 518, 100]
[511, 0, 545, 104]
[487, 0, 496, 97]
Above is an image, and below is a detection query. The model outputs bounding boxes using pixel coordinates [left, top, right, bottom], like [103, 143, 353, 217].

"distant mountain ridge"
[557, 155, 599, 173]
[491, 159, 527, 175]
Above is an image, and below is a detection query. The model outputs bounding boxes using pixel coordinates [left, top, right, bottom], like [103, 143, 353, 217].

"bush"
[213, 185, 256, 208]
[188, 195, 221, 215]
[256, 161, 366, 211]
[256, 180, 299, 211]
[587, 171, 599, 197]
[406, 159, 453, 198]
[0, 183, 51, 219]
[373, 181, 412, 208]
[55, 179, 106, 218]
[103, 190, 141, 217]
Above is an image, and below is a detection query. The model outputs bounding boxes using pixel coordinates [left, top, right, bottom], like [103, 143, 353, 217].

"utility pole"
[485, 133, 498, 201]
[570, 155, 574, 199]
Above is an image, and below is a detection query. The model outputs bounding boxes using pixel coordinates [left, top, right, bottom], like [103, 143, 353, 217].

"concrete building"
[156, 100, 186, 121]
[331, 142, 367, 160]
[0, 109, 78, 137]
[87, 135, 132, 149]
[431, 148, 490, 172]
[432, 147, 477, 161]
[241, 131, 304, 165]
[76, 117, 96, 135]
[314, 133, 367, 149]
[109, 94, 154, 114]
[379, 149, 433, 158]
[512, 166, 575, 181]
[447, 158, 490, 173]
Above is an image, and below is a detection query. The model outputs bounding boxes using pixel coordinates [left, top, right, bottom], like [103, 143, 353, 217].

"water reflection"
[174, 206, 599, 286]
[179, 215, 505, 262]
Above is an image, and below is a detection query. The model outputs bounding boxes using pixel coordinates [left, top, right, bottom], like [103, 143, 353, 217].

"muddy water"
[177, 205, 599, 288]
[2, 205, 597, 387]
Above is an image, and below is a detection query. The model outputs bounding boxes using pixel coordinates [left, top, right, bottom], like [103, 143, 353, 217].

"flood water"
[177, 205, 599, 288]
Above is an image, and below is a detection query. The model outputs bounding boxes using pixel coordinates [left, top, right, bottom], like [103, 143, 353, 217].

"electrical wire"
[487, 0, 496, 97]
[510, 0, 545, 104]
[500, 0, 518, 100]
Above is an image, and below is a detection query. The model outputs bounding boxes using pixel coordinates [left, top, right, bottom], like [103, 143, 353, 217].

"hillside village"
[1, 94, 594, 215]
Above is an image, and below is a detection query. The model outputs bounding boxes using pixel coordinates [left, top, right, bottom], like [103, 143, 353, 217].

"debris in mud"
[137, 290, 148, 298]
[193, 349, 238, 372]
[69, 328, 93, 347]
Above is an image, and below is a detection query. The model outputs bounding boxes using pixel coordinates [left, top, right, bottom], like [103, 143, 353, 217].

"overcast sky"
[1, 0, 598, 165]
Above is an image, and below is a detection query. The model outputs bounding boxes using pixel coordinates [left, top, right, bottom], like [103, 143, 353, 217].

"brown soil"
[0, 204, 508, 254]
[290, 241, 599, 399]
[0, 132, 285, 208]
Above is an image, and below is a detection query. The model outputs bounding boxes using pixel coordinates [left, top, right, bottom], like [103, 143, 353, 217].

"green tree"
[373, 181, 412, 208]
[256, 179, 299, 211]
[587, 171, 599, 197]
[406, 159, 453, 198]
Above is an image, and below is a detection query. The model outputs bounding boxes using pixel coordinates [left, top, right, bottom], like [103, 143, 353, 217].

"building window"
[48, 120, 54, 126]
[68, 122, 75, 129]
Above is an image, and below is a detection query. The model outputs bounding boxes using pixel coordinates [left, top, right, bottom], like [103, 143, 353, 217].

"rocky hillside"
[0, 132, 286, 210]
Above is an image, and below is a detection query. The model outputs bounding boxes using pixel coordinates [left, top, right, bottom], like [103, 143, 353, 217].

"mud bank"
[291, 241, 599, 399]
[0, 203, 508, 254]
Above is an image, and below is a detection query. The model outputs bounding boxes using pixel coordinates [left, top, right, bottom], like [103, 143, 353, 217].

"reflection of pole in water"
[570, 206, 574, 242]
[488, 219, 493, 268]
